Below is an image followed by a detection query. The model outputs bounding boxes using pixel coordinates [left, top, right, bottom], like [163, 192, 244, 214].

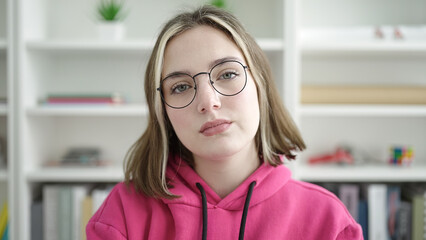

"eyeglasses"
[157, 60, 248, 109]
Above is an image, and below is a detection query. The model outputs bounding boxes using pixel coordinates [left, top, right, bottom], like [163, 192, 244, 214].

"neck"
[193, 142, 260, 198]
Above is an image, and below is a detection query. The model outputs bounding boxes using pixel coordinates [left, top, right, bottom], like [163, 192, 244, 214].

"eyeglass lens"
[160, 61, 247, 109]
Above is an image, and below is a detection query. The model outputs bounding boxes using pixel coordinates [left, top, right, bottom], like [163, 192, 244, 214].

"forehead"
[162, 25, 245, 74]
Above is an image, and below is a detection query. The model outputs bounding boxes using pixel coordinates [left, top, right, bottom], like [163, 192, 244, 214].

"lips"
[199, 119, 232, 136]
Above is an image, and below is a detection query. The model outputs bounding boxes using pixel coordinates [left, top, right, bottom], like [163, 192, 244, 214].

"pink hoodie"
[87, 156, 363, 239]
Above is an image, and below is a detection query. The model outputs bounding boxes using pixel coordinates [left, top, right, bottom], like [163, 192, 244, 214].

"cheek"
[231, 77, 260, 128]
[165, 108, 193, 142]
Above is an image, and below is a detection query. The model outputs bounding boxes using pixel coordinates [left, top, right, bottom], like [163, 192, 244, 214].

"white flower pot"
[98, 22, 126, 41]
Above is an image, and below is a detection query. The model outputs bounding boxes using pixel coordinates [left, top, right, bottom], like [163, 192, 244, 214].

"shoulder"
[287, 179, 347, 208]
[280, 180, 363, 238]
[284, 179, 358, 224]
[87, 182, 167, 239]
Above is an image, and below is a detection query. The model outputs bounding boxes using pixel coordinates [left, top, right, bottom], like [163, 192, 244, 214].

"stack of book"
[301, 85, 426, 105]
[43, 93, 125, 106]
[44, 147, 110, 168]
[318, 183, 426, 240]
[32, 184, 114, 240]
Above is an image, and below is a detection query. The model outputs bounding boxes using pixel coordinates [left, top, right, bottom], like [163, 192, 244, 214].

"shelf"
[26, 39, 154, 53]
[26, 104, 148, 117]
[296, 165, 426, 182]
[302, 41, 426, 54]
[0, 169, 7, 181]
[26, 167, 124, 182]
[26, 38, 284, 53]
[300, 104, 426, 117]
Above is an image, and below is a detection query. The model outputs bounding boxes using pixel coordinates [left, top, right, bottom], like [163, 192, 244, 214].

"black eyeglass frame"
[157, 60, 249, 109]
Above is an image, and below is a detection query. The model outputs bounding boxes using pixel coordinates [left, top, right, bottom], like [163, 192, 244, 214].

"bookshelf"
[295, 0, 426, 183]
[6, 0, 426, 239]
[1, 0, 14, 239]
[13, 0, 288, 239]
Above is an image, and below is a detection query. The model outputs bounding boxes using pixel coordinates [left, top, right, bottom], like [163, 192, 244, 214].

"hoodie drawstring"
[196, 181, 257, 240]
[196, 183, 208, 240]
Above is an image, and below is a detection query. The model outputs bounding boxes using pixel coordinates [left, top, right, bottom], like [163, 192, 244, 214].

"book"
[0, 202, 7, 238]
[401, 184, 426, 240]
[387, 186, 401, 240]
[81, 196, 93, 240]
[43, 185, 59, 240]
[31, 201, 43, 240]
[397, 201, 412, 240]
[358, 199, 368, 240]
[368, 184, 387, 240]
[58, 186, 73, 240]
[338, 184, 359, 221]
[72, 185, 89, 240]
[1, 223, 7, 240]
[424, 191, 426, 240]
[301, 85, 426, 104]
[411, 195, 424, 240]
[45, 93, 124, 105]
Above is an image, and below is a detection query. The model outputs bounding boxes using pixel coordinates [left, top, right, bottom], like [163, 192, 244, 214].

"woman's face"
[162, 25, 260, 162]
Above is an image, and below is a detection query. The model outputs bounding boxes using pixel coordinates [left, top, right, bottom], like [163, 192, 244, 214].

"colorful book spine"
[387, 186, 401, 240]
[1, 223, 7, 240]
[0, 202, 7, 238]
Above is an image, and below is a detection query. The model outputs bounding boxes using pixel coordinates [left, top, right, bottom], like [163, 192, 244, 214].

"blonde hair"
[124, 5, 306, 199]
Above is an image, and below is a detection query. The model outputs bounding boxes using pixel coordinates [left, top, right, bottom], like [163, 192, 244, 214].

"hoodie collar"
[163, 155, 292, 210]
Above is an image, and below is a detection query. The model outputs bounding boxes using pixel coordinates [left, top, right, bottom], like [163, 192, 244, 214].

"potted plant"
[210, 0, 226, 9]
[97, 0, 127, 41]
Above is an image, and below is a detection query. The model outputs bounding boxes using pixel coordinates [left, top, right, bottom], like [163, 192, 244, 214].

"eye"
[171, 84, 192, 94]
[218, 71, 238, 80]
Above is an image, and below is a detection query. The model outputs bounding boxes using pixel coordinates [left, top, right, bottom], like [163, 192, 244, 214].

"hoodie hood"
[162, 155, 292, 210]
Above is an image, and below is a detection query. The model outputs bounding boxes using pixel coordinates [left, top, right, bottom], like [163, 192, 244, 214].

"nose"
[194, 74, 221, 113]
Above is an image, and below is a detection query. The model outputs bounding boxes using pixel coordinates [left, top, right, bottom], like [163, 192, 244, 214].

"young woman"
[87, 5, 363, 240]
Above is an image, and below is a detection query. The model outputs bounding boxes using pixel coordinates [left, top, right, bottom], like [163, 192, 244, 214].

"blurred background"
[1, 0, 426, 239]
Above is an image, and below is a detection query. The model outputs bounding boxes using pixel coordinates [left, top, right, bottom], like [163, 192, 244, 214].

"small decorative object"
[61, 148, 101, 166]
[43, 147, 110, 167]
[308, 146, 354, 165]
[389, 146, 413, 166]
[394, 27, 404, 40]
[210, 0, 226, 9]
[97, 0, 127, 41]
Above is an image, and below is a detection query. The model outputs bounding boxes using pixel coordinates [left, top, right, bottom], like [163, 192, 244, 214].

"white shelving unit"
[1, 0, 14, 239]
[14, 0, 288, 239]
[295, 0, 426, 182]
[7, 0, 426, 239]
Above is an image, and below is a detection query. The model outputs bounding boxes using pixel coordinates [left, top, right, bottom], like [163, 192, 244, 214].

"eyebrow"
[162, 56, 245, 79]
